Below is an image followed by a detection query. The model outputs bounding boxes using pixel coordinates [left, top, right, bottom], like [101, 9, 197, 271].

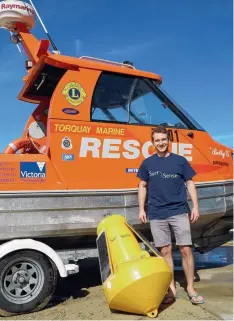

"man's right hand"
[139, 210, 147, 223]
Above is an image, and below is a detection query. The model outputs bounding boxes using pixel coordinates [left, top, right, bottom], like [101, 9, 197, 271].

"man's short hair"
[151, 126, 169, 142]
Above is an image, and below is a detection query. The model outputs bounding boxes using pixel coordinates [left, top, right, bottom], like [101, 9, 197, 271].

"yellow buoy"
[96, 214, 172, 318]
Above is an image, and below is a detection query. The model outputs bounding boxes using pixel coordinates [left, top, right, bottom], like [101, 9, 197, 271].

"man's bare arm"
[186, 180, 199, 223]
[138, 180, 148, 223]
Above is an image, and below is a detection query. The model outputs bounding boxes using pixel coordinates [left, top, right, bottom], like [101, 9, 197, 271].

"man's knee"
[179, 245, 193, 258]
[159, 244, 172, 256]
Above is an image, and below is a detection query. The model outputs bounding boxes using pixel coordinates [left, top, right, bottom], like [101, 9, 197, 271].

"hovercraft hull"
[0, 179, 232, 252]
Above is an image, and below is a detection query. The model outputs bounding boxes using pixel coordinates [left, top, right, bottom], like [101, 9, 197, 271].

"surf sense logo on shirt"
[20, 162, 46, 179]
[149, 171, 179, 179]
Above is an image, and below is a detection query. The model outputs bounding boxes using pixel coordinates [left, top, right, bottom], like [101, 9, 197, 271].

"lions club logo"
[62, 82, 87, 107]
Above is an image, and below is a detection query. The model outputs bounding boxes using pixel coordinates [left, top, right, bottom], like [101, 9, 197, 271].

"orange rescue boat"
[0, 1, 233, 254]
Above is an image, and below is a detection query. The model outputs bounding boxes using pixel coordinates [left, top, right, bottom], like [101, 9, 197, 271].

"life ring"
[4, 138, 32, 154]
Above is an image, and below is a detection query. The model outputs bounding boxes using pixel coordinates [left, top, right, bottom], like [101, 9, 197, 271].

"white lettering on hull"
[79, 138, 193, 161]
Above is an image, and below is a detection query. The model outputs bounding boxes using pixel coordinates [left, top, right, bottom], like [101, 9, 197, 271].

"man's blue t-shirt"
[137, 153, 196, 220]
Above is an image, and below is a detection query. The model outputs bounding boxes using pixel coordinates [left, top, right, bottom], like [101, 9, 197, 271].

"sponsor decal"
[0, 162, 16, 183]
[0, 3, 34, 15]
[209, 147, 230, 159]
[126, 168, 138, 173]
[62, 154, 75, 161]
[20, 162, 46, 179]
[62, 137, 72, 150]
[62, 82, 87, 107]
[213, 161, 229, 167]
[62, 108, 79, 115]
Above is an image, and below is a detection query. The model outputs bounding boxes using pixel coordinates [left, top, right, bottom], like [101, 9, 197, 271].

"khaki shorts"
[150, 213, 192, 247]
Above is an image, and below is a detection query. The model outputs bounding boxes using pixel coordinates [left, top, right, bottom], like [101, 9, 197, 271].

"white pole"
[27, 0, 59, 52]
[28, 0, 48, 33]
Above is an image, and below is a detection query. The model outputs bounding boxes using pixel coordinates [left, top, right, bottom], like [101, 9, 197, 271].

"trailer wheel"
[0, 250, 58, 316]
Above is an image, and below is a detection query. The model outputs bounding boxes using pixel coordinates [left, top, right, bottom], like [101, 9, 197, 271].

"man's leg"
[159, 244, 176, 297]
[150, 219, 176, 300]
[169, 213, 204, 304]
[179, 246, 204, 303]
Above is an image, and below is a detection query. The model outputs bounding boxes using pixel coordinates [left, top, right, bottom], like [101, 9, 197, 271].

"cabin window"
[129, 79, 188, 128]
[26, 64, 67, 98]
[91, 72, 188, 129]
[91, 73, 134, 123]
[151, 81, 205, 131]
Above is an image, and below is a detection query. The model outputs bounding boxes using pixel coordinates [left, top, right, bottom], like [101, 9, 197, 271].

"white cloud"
[107, 41, 156, 57]
[75, 39, 82, 56]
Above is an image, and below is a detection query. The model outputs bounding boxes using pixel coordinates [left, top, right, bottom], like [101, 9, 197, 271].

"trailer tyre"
[0, 250, 58, 316]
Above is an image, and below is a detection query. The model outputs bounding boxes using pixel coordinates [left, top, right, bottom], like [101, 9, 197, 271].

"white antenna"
[28, 0, 60, 53]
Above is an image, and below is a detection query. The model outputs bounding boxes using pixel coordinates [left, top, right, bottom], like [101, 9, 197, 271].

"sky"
[0, 0, 232, 152]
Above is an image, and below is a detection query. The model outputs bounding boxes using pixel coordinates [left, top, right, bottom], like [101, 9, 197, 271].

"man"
[137, 126, 204, 305]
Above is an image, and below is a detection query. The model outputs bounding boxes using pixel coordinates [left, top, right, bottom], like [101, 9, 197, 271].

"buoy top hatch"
[0, 0, 35, 31]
